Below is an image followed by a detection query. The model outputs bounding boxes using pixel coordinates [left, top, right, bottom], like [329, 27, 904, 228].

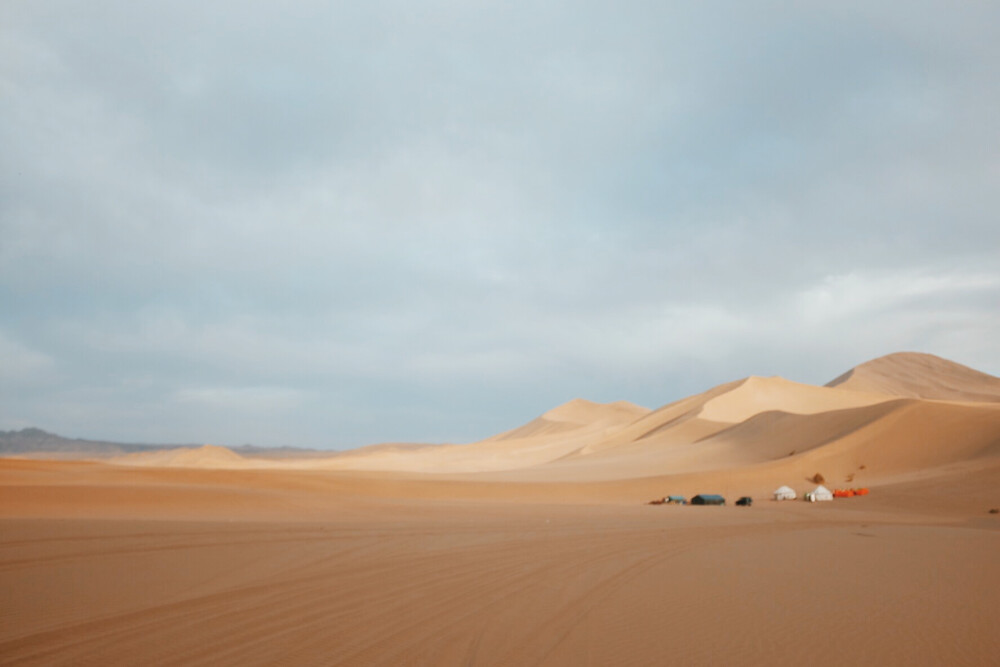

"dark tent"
[691, 494, 726, 505]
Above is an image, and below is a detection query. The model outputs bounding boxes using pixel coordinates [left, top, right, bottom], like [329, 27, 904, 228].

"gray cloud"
[2, 1, 998, 447]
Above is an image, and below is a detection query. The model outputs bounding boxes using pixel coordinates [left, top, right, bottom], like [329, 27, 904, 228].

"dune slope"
[111, 444, 261, 469]
[20, 352, 1000, 490]
[827, 351, 1000, 402]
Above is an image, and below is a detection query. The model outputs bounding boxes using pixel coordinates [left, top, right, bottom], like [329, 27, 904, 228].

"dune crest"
[48, 351, 1000, 483]
[542, 398, 649, 424]
[111, 444, 260, 469]
[826, 351, 1000, 402]
[695, 375, 892, 423]
[320, 352, 1000, 482]
[486, 398, 649, 442]
[277, 353, 1000, 479]
[311, 399, 649, 473]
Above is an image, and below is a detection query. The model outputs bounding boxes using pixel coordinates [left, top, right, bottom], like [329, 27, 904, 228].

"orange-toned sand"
[2, 353, 999, 665]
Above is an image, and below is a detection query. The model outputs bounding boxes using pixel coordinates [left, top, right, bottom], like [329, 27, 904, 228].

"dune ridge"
[827, 351, 1000, 402]
[109, 444, 265, 469]
[100, 352, 1000, 487]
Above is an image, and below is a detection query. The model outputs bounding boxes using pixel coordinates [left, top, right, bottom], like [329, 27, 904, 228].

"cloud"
[172, 386, 304, 412]
[0, 331, 56, 385]
[796, 270, 1000, 326]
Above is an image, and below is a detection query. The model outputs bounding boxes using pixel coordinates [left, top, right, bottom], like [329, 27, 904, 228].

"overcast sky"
[2, 1, 998, 448]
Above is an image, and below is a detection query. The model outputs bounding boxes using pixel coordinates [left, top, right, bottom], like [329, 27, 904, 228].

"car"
[735, 496, 753, 507]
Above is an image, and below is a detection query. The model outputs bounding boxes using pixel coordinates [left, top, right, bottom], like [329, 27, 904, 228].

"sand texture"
[2, 352, 1000, 665]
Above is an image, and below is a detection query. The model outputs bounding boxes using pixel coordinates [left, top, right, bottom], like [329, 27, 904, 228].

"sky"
[2, 1, 998, 448]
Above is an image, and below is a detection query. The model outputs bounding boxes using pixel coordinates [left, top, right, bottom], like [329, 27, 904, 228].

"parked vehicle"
[735, 496, 753, 507]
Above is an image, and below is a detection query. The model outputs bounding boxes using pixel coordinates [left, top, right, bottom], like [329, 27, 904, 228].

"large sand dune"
[827, 351, 1000, 402]
[109, 443, 265, 469]
[2, 352, 999, 665]
[163, 353, 994, 484]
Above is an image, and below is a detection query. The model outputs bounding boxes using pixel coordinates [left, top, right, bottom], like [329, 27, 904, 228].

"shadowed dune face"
[826, 351, 1000, 402]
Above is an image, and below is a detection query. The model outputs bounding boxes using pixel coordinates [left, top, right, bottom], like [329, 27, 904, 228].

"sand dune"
[86, 353, 1000, 505]
[557, 376, 892, 461]
[110, 444, 265, 469]
[486, 398, 650, 441]
[293, 376, 884, 475]
[102, 354, 1000, 484]
[695, 375, 892, 422]
[298, 360, 997, 480]
[303, 398, 649, 474]
[827, 351, 1000, 402]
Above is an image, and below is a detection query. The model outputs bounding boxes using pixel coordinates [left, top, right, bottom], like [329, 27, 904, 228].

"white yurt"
[773, 485, 797, 501]
[805, 485, 833, 502]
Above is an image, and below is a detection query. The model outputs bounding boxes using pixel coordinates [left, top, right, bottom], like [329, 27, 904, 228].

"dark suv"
[735, 496, 753, 507]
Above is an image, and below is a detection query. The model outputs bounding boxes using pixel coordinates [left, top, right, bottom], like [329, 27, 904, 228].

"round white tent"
[773, 485, 797, 501]
[805, 485, 833, 502]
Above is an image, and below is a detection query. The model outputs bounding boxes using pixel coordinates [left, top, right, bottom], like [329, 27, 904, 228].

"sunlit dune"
[485, 398, 650, 441]
[827, 351, 1000, 402]
[109, 444, 263, 469]
[695, 375, 892, 422]
[99, 354, 1000, 487]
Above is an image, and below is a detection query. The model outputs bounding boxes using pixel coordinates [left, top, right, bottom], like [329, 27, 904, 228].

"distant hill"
[111, 444, 254, 468]
[0, 428, 181, 457]
[0, 428, 324, 459]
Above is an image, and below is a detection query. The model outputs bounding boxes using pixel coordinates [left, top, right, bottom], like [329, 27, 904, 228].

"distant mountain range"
[0, 428, 325, 459]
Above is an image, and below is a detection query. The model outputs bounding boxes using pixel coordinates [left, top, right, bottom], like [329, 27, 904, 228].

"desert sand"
[2, 352, 999, 665]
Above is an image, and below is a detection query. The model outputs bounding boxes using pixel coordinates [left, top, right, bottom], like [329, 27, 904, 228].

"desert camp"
[773, 485, 797, 500]
[805, 485, 834, 502]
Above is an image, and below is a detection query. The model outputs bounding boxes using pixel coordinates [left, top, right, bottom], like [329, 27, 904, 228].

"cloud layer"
[2, 1, 998, 447]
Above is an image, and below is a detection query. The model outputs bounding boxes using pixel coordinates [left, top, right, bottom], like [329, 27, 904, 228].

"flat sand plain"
[2, 459, 999, 666]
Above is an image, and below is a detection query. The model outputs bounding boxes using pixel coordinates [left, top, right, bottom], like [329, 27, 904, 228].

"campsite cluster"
[648, 485, 871, 506]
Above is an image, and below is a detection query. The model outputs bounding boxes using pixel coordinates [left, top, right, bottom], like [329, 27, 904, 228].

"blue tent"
[691, 494, 726, 505]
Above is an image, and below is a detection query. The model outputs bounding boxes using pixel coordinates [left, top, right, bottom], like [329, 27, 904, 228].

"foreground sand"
[2, 459, 999, 666]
